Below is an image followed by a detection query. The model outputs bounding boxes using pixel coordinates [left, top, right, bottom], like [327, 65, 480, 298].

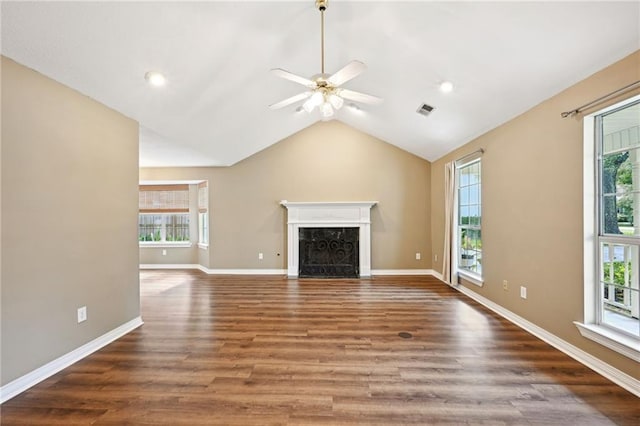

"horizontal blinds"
[139, 185, 189, 213]
[198, 182, 208, 213]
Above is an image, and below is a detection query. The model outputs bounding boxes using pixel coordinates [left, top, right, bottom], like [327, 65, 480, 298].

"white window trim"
[578, 94, 640, 361]
[453, 154, 483, 285]
[139, 242, 193, 248]
[198, 211, 209, 247]
[574, 322, 640, 362]
[458, 269, 484, 287]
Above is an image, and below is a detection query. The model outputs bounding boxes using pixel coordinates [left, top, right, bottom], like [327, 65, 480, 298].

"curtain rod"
[456, 148, 484, 163]
[561, 80, 640, 118]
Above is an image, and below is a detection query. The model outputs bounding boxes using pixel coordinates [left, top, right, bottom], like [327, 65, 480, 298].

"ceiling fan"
[269, 0, 382, 118]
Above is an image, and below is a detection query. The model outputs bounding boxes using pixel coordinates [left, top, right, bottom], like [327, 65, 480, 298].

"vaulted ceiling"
[2, 1, 638, 167]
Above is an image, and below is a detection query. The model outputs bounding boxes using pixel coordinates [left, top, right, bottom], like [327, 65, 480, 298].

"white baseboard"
[447, 282, 640, 397]
[140, 264, 201, 270]
[371, 269, 434, 276]
[0, 316, 143, 404]
[140, 264, 286, 275]
[141, 265, 438, 277]
[198, 266, 287, 275]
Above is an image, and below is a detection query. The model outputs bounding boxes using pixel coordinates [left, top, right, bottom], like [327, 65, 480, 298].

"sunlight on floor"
[140, 270, 192, 295]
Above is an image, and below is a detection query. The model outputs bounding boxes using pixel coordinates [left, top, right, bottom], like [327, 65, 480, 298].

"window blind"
[139, 184, 189, 213]
[198, 182, 208, 213]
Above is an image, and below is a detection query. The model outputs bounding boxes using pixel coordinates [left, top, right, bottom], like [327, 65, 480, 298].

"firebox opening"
[298, 227, 359, 278]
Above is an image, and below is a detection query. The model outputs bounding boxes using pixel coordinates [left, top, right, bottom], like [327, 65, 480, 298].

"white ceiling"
[2, 1, 639, 167]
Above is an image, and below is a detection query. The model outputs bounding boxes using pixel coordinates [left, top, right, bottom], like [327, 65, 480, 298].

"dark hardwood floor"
[2, 270, 639, 425]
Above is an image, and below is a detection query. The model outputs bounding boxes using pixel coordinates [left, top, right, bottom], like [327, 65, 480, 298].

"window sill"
[574, 321, 640, 362]
[457, 270, 484, 287]
[139, 243, 192, 248]
[197, 243, 209, 250]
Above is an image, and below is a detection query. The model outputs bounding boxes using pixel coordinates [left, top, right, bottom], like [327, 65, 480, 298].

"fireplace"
[299, 227, 359, 278]
[280, 201, 377, 278]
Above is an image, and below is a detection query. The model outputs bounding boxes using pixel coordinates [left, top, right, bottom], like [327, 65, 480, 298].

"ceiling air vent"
[417, 103, 434, 117]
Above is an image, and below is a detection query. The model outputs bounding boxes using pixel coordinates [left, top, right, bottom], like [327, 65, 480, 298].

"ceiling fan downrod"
[316, 0, 328, 75]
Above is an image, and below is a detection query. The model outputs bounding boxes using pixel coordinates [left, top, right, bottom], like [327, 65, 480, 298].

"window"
[198, 181, 209, 247]
[596, 99, 640, 337]
[456, 156, 482, 283]
[138, 184, 191, 246]
[138, 214, 190, 242]
[579, 95, 640, 361]
[139, 214, 162, 242]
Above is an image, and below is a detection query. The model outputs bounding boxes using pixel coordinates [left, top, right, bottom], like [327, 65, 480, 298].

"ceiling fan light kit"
[269, 0, 382, 118]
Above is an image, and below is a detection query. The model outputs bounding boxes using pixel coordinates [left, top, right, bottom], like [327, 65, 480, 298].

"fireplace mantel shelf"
[280, 201, 378, 208]
[280, 201, 378, 278]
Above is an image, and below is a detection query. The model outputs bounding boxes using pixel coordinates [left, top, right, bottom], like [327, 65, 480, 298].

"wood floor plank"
[1, 270, 638, 425]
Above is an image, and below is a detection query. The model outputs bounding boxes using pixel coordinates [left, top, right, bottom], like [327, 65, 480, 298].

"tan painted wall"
[139, 247, 198, 265]
[1, 57, 140, 385]
[431, 51, 640, 379]
[140, 120, 432, 271]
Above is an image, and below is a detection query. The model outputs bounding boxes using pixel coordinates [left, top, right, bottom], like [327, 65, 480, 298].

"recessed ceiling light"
[440, 81, 454, 93]
[144, 71, 166, 87]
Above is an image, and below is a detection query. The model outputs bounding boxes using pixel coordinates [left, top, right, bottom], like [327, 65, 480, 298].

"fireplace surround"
[280, 201, 377, 278]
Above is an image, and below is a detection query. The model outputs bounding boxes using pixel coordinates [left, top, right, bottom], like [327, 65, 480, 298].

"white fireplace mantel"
[280, 200, 378, 278]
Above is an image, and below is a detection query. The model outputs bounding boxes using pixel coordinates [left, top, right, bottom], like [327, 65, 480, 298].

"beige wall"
[140, 120, 432, 271]
[1, 57, 140, 385]
[140, 246, 198, 265]
[431, 51, 640, 379]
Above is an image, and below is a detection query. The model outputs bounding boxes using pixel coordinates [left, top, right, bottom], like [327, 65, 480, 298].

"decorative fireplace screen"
[298, 227, 359, 278]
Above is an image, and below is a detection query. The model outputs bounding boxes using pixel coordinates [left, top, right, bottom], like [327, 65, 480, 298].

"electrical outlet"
[503, 280, 508, 290]
[415, 252, 421, 260]
[162, 249, 167, 256]
[434, 254, 438, 262]
[258, 252, 263, 260]
[77, 306, 87, 323]
[520, 286, 527, 299]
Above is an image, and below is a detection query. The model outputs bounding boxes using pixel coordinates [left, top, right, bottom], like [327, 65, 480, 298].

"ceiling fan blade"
[338, 89, 383, 105]
[270, 68, 317, 88]
[327, 60, 366, 86]
[269, 92, 312, 110]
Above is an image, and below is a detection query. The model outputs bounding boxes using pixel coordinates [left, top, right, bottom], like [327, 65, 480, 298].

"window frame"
[198, 212, 209, 248]
[138, 213, 192, 248]
[197, 181, 209, 249]
[454, 154, 484, 286]
[578, 94, 640, 362]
